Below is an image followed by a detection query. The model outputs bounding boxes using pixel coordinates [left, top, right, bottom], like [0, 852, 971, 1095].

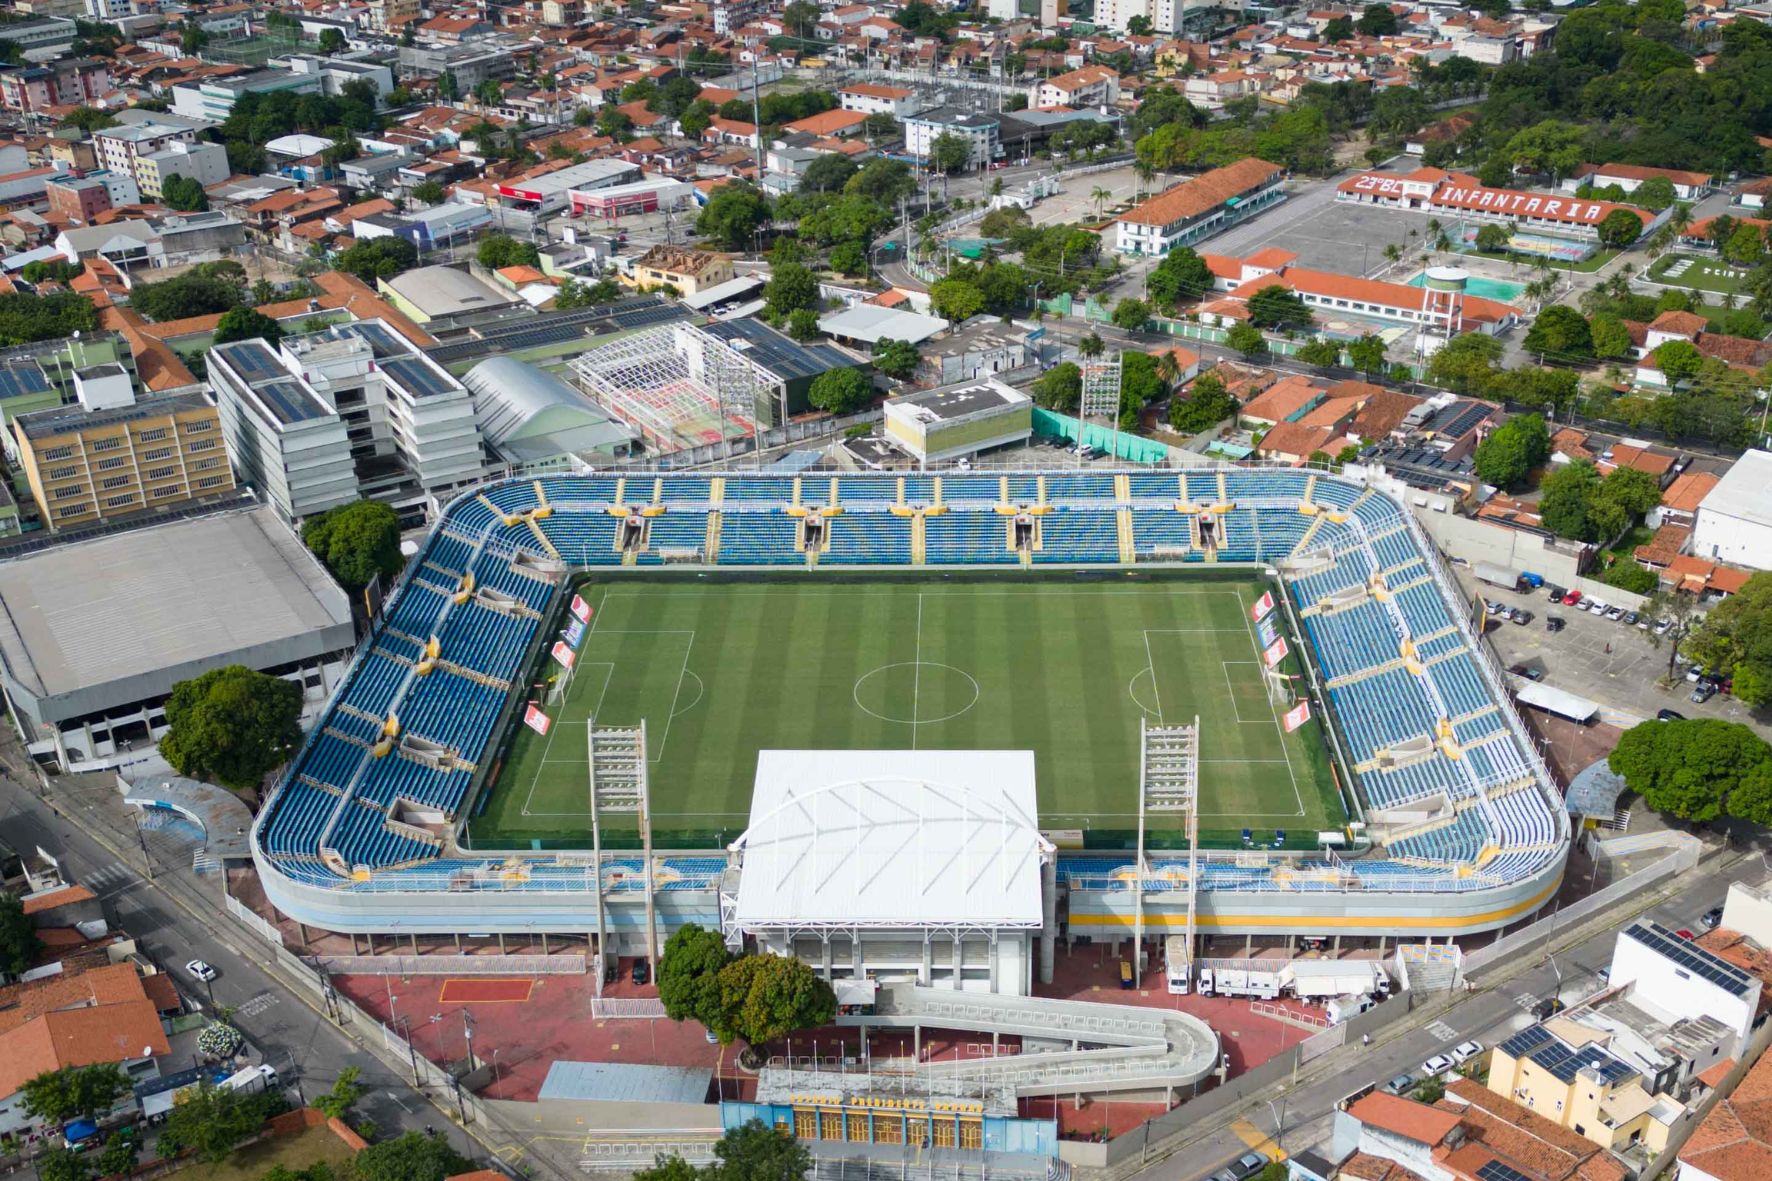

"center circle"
[853, 662, 982, 726]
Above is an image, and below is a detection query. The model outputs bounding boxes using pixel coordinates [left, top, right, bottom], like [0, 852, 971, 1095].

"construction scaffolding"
[1133, 719, 1200, 975]
[569, 323, 784, 454]
[1078, 352, 1122, 422]
[586, 720, 659, 992]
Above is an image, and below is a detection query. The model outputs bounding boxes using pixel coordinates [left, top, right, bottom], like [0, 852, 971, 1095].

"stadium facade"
[250, 468, 1569, 982]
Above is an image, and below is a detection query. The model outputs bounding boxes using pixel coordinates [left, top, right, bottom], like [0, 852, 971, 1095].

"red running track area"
[438, 978, 537, 1003]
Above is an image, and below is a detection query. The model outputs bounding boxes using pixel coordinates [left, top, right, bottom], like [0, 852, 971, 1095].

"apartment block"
[13, 390, 235, 532]
[135, 140, 228, 201]
[207, 339, 356, 522]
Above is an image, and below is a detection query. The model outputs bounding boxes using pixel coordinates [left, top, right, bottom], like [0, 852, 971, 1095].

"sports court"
[438, 978, 537, 1003]
[465, 575, 1344, 850]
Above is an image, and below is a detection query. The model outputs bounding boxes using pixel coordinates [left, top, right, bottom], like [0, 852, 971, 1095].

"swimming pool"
[1405, 271, 1526, 303]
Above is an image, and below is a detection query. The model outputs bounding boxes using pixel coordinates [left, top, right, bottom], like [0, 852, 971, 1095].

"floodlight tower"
[1078, 351, 1123, 464]
[585, 718, 658, 995]
[1134, 717, 1200, 977]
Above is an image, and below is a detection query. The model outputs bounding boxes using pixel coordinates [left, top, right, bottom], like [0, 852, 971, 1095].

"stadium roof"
[461, 355, 635, 460]
[0, 506, 353, 725]
[732, 749, 1049, 930]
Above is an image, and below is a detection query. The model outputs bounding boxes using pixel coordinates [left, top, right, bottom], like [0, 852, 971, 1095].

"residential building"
[396, 42, 518, 90]
[917, 317, 1034, 385]
[1034, 65, 1121, 110]
[134, 140, 228, 201]
[1114, 158, 1284, 256]
[1691, 450, 1772, 570]
[45, 174, 119, 224]
[13, 391, 234, 532]
[1569, 163, 1713, 201]
[1677, 1042, 1772, 1181]
[0, 17, 76, 63]
[1609, 920, 1761, 1050]
[838, 82, 920, 118]
[629, 244, 735, 297]
[170, 70, 322, 123]
[282, 55, 394, 101]
[903, 108, 1000, 168]
[0, 58, 110, 112]
[94, 119, 198, 184]
[1488, 1019, 1690, 1155]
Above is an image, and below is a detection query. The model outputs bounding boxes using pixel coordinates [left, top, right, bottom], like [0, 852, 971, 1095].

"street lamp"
[1267, 1097, 1286, 1153]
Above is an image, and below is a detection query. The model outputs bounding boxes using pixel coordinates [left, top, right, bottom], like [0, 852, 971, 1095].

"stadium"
[250, 468, 1570, 991]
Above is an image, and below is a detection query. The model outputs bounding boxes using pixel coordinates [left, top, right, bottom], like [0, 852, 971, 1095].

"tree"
[1347, 334, 1387, 374]
[1169, 371, 1237, 433]
[1504, 120, 1585, 183]
[38, 1149, 90, 1181]
[1245, 285, 1313, 329]
[710, 1121, 810, 1181]
[1597, 208, 1644, 248]
[1226, 322, 1267, 357]
[1112, 298, 1151, 330]
[1357, 2, 1399, 35]
[696, 183, 770, 251]
[1653, 339, 1704, 386]
[1633, 176, 1678, 211]
[929, 131, 972, 174]
[94, 1133, 139, 1180]
[1523, 304, 1594, 360]
[808, 368, 873, 415]
[596, 107, 634, 142]
[1294, 338, 1342, 366]
[1473, 223, 1511, 254]
[648, 76, 703, 121]
[336, 237, 418, 282]
[157, 1084, 277, 1164]
[302, 500, 404, 591]
[679, 100, 716, 140]
[659, 923, 733, 1032]
[318, 27, 348, 53]
[1538, 460, 1603, 541]
[829, 240, 867, 277]
[349, 1131, 470, 1181]
[786, 309, 820, 341]
[633, 1158, 703, 1181]
[1255, 1163, 1291, 1181]
[1686, 573, 1772, 707]
[477, 234, 540, 270]
[783, 0, 820, 37]
[1032, 363, 1081, 411]
[1609, 718, 1772, 822]
[1145, 247, 1212, 311]
[0, 893, 41, 976]
[180, 25, 210, 53]
[930, 278, 986, 323]
[61, 106, 118, 134]
[1643, 589, 1702, 680]
[764, 262, 816, 315]
[845, 159, 915, 204]
[1322, 16, 1355, 40]
[213, 307, 284, 348]
[130, 273, 243, 322]
[21, 1065, 129, 1125]
[158, 173, 210, 212]
[1426, 332, 1503, 395]
[1590, 313, 1633, 359]
[159, 666, 302, 791]
[1077, 332, 1105, 359]
[799, 154, 858, 194]
[714, 954, 836, 1045]
[1473, 413, 1549, 490]
[314, 1066, 363, 1121]
[410, 179, 446, 205]
[872, 338, 919, 380]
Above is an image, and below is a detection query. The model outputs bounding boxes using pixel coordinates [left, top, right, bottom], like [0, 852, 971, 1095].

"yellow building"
[1488, 1021, 1683, 1156]
[14, 392, 235, 532]
[628, 245, 735, 297]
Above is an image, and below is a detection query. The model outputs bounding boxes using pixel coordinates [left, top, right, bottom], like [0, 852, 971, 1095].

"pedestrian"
[1362, 1034, 1371, 1047]
[1605, 642, 1612, 654]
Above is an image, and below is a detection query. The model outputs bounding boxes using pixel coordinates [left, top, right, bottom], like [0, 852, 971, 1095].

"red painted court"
[438, 978, 537, 1003]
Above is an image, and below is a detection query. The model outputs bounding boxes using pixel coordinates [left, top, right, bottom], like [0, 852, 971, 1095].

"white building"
[94, 119, 198, 182]
[1034, 65, 1120, 110]
[837, 82, 920, 118]
[137, 139, 229, 200]
[902, 108, 999, 169]
[884, 379, 1033, 464]
[1690, 450, 1772, 570]
[208, 339, 357, 522]
[730, 749, 1051, 994]
[1607, 920, 1760, 1051]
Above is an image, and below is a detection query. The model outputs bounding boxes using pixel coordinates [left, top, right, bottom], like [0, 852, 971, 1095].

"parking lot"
[1469, 578, 1771, 738]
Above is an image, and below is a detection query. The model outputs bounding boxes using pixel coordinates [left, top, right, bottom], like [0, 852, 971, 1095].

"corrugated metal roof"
[537, 1061, 714, 1104]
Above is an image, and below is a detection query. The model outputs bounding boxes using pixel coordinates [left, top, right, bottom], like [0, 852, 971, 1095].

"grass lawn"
[464, 575, 1345, 851]
[160, 1126, 357, 1181]
[1647, 252, 1751, 294]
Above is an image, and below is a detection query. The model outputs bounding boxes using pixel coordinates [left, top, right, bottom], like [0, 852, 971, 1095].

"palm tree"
[1091, 186, 1111, 219]
[1669, 202, 1694, 236]
[1134, 160, 1155, 200]
[1154, 349, 1183, 387]
[1079, 332, 1105, 358]
[1382, 243, 1402, 268]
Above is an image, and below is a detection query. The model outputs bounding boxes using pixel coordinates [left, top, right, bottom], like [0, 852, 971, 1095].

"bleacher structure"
[252, 469, 1570, 941]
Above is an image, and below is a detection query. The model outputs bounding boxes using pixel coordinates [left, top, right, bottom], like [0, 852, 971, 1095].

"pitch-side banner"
[564, 618, 586, 649]
[551, 640, 575, 670]
[1251, 591, 1276, 621]
[523, 704, 552, 736]
[569, 593, 592, 623]
[1257, 617, 1278, 647]
[1283, 700, 1311, 732]
[1263, 637, 1289, 668]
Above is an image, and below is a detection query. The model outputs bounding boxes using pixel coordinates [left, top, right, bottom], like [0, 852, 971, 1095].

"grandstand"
[250, 468, 1570, 952]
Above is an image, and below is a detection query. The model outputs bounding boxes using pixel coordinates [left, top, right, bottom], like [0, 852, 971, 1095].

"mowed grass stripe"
[465, 578, 1345, 849]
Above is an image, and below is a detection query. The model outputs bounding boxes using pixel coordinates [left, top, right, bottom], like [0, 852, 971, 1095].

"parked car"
[1654, 619, 1673, 636]
[1226, 1152, 1269, 1181]
[1605, 606, 1625, 622]
[632, 958, 650, 985]
[1702, 906, 1725, 930]
[1676, 929, 1697, 941]
[1421, 1054, 1455, 1076]
[1450, 1041, 1484, 1065]
[1657, 709, 1686, 721]
[1574, 594, 1592, 609]
[1510, 609, 1533, 626]
[1544, 585, 1565, 601]
[1563, 589, 1583, 605]
[1692, 683, 1717, 704]
[1546, 616, 1566, 633]
[1485, 600, 1505, 616]
[1508, 663, 1545, 681]
[1686, 666, 1705, 682]
[1531, 997, 1566, 1020]
[1383, 1073, 1415, 1094]
[185, 959, 217, 982]
[1622, 611, 1639, 626]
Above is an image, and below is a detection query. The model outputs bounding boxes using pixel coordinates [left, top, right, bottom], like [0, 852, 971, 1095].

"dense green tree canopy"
[159, 666, 303, 790]
[337, 237, 418, 282]
[0, 893, 40, 976]
[696, 183, 771, 251]
[808, 368, 873, 416]
[1687, 573, 1772, 707]
[477, 234, 541, 270]
[1610, 718, 1772, 822]
[1473, 413, 1549, 490]
[1523, 304, 1594, 360]
[213, 306, 284, 348]
[22, 1065, 130, 1124]
[302, 500, 404, 591]
[349, 1132, 470, 1181]
[1145, 248, 1212, 311]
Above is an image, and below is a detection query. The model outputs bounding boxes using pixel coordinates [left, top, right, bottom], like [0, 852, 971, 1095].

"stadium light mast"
[1137, 717, 1199, 979]
[585, 718, 659, 989]
[1078, 351, 1122, 464]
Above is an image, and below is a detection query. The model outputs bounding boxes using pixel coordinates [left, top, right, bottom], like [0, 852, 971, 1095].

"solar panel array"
[702, 319, 850, 382]
[1476, 1161, 1533, 1181]
[1528, 1040, 1633, 1085]
[1628, 921, 1754, 997]
[254, 378, 327, 425]
[215, 340, 288, 385]
[381, 355, 459, 400]
[1497, 1024, 1553, 1060]
[332, 320, 412, 360]
[0, 364, 50, 401]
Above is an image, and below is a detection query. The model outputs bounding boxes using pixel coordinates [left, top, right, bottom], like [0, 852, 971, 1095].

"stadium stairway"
[1116, 508, 1135, 563]
[704, 512, 722, 562]
[911, 514, 927, 565]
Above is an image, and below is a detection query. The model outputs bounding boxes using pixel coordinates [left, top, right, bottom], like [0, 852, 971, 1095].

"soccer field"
[463, 574, 1347, 851]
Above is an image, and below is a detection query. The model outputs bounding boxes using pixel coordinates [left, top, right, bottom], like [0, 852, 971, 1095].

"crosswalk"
[79, 864, 133, 895]
[1425, 1020, 1459, 1043]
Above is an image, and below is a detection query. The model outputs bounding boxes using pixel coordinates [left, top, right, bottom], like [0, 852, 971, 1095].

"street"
[0, 775, 487, 1177]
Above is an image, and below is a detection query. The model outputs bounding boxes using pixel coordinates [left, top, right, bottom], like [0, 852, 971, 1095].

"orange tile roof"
[1348, 1091, 1463, 1147]
[1242, 374, 1325, 423]
[0, 988, 169, 1098]
[1680, 1043, 1772, 1181]
[784, 108, 869, 136]
[310, 271, 438, 349]
[1649, 309, 1707, 338]
[21, 885, 95, 915]
[1603, 442, 1675, 477]
[1258, 420, 1339, 460]
[1118, 158, 1283, 228]
[1227, 265, 1516, 325]
[96, 305, 198, 393]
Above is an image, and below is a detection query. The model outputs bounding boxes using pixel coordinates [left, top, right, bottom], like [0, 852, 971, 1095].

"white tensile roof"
[732, 749, 1048, 930]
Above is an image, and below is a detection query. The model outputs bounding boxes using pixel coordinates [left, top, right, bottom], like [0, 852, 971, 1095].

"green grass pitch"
[463, 574, 1347, 851]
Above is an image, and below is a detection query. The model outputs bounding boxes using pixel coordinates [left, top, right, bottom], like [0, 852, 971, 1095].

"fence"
[1459, 835, 1704, 979]
[313, 954, 585, 976]
[578, 410, 883, 472]
[1030, 408, 1172, 464]
[226, 893, 285, 948]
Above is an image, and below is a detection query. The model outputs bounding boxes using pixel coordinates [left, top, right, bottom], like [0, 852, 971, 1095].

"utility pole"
[748, 43, 764, 181]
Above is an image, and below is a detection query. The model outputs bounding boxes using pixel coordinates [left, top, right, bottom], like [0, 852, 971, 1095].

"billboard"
[551, 640, 575, 670]
[1251, 591, 1275, 621]
[524, 704, 552, 736]
[1263, 637, 1289, 668]
[1283, 700, 1311, 732]
[570, 593, 592, 623]
[564, 618, 586, 649]
[1257, 617, 1278, 648]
